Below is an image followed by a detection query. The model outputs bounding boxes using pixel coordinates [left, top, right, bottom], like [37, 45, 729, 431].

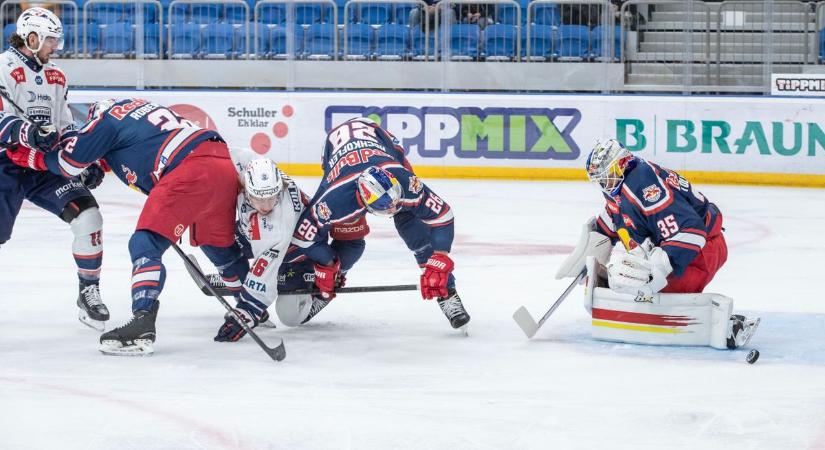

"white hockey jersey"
[230, 148, 306, 308]
[0, 46, 74, 133]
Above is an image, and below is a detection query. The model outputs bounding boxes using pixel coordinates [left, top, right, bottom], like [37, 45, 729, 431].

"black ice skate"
[726, 314, 761, 349]
[99, 303, 159, 356]
[437, 288, 470, 334]
[77, 281, 110, 331]
[301, 295, 331, 324]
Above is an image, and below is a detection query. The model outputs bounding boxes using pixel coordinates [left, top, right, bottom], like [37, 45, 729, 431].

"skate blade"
[78, 310, 106, 331]
[459, 324, 469, 337]
[99, 339, 154, 357]
[739, 317, 761, 348]
[260, 319, 277, 329]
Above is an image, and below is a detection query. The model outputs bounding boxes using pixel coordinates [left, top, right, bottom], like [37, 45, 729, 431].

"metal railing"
[83, 0, 163, 58]
[343, 0, 428, 60]
[526, 0, 610, 62]
[438, 0, 522, 61]
[168, 0, 250, 59]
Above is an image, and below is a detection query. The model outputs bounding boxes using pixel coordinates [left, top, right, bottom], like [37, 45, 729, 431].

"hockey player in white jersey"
[0, 7, 109, 329]
[202, 148, 308, 342]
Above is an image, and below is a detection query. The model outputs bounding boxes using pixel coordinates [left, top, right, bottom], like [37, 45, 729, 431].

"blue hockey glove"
[14, 121, 59, 152]
[214, 303, 265, 342]
[79, 163, 106, 189]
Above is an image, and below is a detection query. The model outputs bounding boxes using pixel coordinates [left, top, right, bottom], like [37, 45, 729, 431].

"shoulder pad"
[620, 161, 674, 215]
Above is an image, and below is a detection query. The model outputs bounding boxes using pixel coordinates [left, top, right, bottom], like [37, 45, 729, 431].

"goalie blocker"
[582, 257, 759, 350]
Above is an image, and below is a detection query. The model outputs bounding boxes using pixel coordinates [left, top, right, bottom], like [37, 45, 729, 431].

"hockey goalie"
[556, 139, 760, 350]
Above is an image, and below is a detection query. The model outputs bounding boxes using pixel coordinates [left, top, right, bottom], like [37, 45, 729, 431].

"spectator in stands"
[409, 0, 456, 32]
[611, 0, 643, 30]
[459, 3, 493, 30]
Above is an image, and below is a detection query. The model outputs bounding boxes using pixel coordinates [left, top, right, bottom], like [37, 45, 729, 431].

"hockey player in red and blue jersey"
[586, 139, 727, 295]
[5, 98, 242, 356]
[289, 117, 470, 331]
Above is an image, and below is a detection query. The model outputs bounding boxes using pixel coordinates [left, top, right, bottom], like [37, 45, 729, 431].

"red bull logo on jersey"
[642, 185, 662, 202]
[121, 164, 138, 185]
[408, 176, 422, 194]
[316, 202, 332, 221]
[325, 106, 581, 161]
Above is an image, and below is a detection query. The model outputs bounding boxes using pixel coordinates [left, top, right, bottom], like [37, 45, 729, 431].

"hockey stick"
[512, 266, 587, 339]
[171, 243, 286, 362]
[183, 252, 417, 297]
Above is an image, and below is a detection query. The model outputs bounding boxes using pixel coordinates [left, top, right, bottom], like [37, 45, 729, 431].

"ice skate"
[437, 288, 470, 334]
[99, 303, 159, 356]
[77, 281, 109, 331]
[726, 314, 761, 349]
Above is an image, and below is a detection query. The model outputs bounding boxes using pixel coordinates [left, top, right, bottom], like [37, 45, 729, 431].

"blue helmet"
[357, 166, 402, 217]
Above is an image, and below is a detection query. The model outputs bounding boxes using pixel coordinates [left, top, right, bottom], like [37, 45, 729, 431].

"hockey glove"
[420, 253, 454, 300]
[314, 260, 342, 300]
[5, 144, 47, 171]
[15, 121, 59, 152]
[214, 305, 262, 342]
[607, 246, 672, 296]
[79, 162, 106, 189]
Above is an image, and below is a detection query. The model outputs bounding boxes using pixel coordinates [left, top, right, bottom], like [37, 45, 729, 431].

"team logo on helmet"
[316, 202, 332, 221]
[642, 184, 662, 202]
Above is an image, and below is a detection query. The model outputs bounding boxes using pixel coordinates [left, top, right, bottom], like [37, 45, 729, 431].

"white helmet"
[585, 139, 633, 196]
[16, 7, 64, 55]
[243, 158, 283, 213]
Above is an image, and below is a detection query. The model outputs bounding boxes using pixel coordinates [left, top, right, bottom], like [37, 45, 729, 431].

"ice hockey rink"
[2, 175, 824, 450]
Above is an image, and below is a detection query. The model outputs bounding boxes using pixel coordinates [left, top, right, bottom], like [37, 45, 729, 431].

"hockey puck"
[746, 349, 760, 364]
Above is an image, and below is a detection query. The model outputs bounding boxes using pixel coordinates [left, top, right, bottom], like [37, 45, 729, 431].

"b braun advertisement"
[69, 90, 825, 186]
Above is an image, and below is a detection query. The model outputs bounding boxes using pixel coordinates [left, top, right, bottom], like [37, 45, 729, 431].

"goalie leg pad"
[590, 287, 736, 349]
[275, 294, 314, 327]
[556, 217, 612, 280]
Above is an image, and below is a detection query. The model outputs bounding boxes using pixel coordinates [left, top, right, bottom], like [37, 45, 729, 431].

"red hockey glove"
[314, 260, 342, 300]
[5, 145, 47, 171]
[420, 253, 454, 300]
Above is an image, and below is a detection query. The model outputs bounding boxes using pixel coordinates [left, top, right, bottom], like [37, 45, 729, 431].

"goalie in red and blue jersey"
[5, 98, 242, 356]
[584, 139, 726, 295]
[286, 117, 470, 331]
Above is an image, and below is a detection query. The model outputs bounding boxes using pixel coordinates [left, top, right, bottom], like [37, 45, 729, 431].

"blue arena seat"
[3, 24, 16, 44]
[234, 23, 269, 57]
[344, 23, 374, 59]
[355, 3, 392, 24]
[374, 24, 409, 60]
[291, 4, 325, 25]
[100, 22, 134, 57]
[410, 27, 435, 60]
[191, 3, 222, 23]
[202, 23, 235, 58]
[449, 24, 479, 60]
[531, 3, 559, 27]
[168, 3, 190, 24]
[170, 23, 201, 58]
[305, 23, 336, 59]
[80, 22, 101, 56]
[224, 3, 251, 24]
[590, 25, 621, 61]
[257, 3, 286, 24]
[393, 4, 416, 24]
[494, 4, 519, 26]
[140, 23, 163, 57]
[523, 24, 553, 61]
[484, 24, 517, 61]
[88, 3, 125, 24]
[269, 24, 305, 58]
[819, 29, 825, 62]
[555, 24, 589, 61]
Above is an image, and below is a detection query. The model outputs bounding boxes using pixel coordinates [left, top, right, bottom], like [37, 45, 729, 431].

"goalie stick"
[512, 267, 587, 339]
[183, 252, 417, 297]
[171, 244, 286, 362]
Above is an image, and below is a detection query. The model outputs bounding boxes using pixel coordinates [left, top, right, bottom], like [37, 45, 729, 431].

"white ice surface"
[1, 177, 824, 450]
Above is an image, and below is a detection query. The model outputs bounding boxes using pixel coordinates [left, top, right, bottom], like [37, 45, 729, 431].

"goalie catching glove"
[606, 243, 672, 297]
[420, 253, 454, 300]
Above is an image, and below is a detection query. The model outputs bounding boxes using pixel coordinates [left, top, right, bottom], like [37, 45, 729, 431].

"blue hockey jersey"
[595, 159, 720, 277]
[291, 117, 455, 265]
[43, 98, 221, 194]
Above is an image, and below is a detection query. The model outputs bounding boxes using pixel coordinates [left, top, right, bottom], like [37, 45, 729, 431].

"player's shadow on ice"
[534, 311, 825, 366]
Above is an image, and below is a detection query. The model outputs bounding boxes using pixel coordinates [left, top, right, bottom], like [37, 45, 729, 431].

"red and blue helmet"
[357, 166, 402, 217]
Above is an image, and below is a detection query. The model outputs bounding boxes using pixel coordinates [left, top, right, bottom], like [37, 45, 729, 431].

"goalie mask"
[586, 139, 634, 196]
[16, 7, 64, 60]
[357, 166, 402, 218]
[243, 158, 283, 214]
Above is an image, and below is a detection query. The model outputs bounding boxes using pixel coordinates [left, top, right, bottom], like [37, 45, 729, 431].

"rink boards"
[70, 90, 825, 187]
